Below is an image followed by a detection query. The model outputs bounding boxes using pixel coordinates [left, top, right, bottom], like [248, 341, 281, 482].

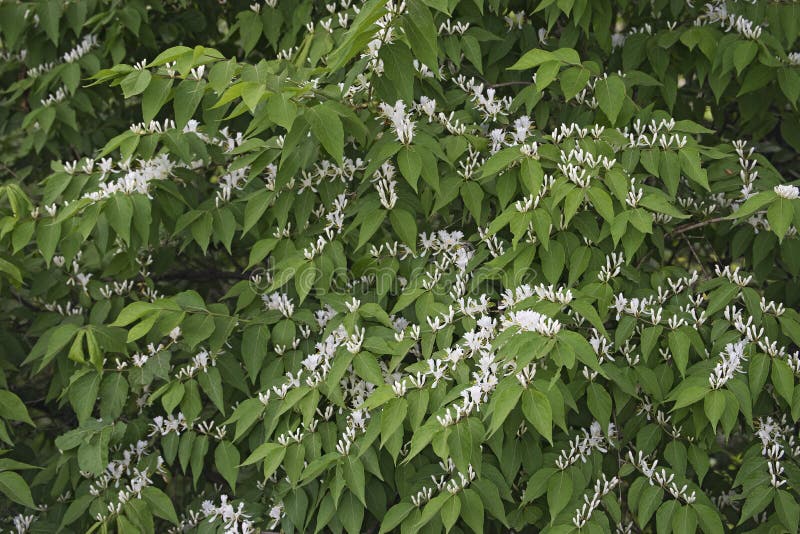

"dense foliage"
[2, 0, 800, 532]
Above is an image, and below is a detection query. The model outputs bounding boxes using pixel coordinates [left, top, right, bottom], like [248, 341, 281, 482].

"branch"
[488, 80, 533, 88]
[9, 290, 45, 312]
[665, 217, 727, 238]
[151, 269, 250, 282]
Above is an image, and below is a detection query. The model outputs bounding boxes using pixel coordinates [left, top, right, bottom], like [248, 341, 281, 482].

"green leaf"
[738, 487, 774, 525]
[481, 147, 521, 178]
[36, 219, 61, 266]
[524, 468, 556, 502]
[487, 380, 523, 436]
[326, 0, 389, 72]
[461, 34, 483, 73]
[60, 494, 94, 528]
[191, 212, 213, 253]
[587, 186, 614, 222]
[39, 0, 61, 44]
[535, 61, 560, 91]
[447, 419, 476, 473]
[339, 491, 365, 534]
[703, 389, 726, 431]
[672, 505, 698, 534]
[380, 397, 408, 447]
[679, 148, 710, 191]
[473, 478, 508, 526]
[174, 79, 207, 130]
[208, 58, 237, 93]
[441, 494, 460, 533]
[595, 75, 626, 123]
[112, 302, 153, 327]
[214, 440, 240, 492]
[62, 62, 81, 93]
[415, 492, 449, 529]
[403, 0, 439, 72]
[639, 193, 690, 219]
[249, 444, 286, 479]
[248, 85, 272, 115]
[68, 372, 101, 424]
[705, 283, 740, 317]
[389, 209, 418, 252]
[181, 312, 216, 349]
[733, 40, 757, 76]
[726, 191, 776, 220]
[357, 208, 386, 250]
[142, 78, 172, 123]
[160, 382, 185, 415]
[301, 452, 338, 482]
[461, 181, 484, 222]
[198, 367, 226, 414]
[546, 470, 573, 523]
[148, 46, 192, 67]
[191, 435, 209, 487]
[379, 502, 415, 533]
[238, 11, 262, 55]
[559, 66, 590, 100]
[343, 456, 366, 506]
[294, 260, 317, 303]
[306, 103, 344, 164]
[460, 488, 485, 534]
[247, 237, 278, 268]
[142, 487, 179, 525]
[100, 373, 129, 420]
[241, 324, 270, 383]
[77, 432, 109, 475]
[670, 384, 709, 410]
[106, 194, 133, 245]
[68, 330, 85, 364]
[637, 484, 663, 527]
[693, 503, 724, 534]
[509, 47, 581, 70]
[668, 329, 690, 376]
[767, 197, 794, 241]
[121, 70, 152, 98]
[0, 471, 35, 508]
[776, 490, 800, 533]
[771, 358, 794, 404]
[541, 240, 565, 284]
[521, 388, 553, 444]
[266, 93, 297, 130]
[587, 383, 612, 431]
[397, 146, 422, 190]
[381, 43, 416, 101]
[0, 390, 34, 426]
[778, 68, 800, 106]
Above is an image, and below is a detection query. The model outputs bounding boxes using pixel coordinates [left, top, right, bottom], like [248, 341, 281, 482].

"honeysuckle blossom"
[378, 100, 415, 144]
[774, 184, 799, 200]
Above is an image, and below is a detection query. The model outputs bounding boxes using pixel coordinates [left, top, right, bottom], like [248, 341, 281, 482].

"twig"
[10, 290, 43, 312]
[152, 269, 250, 282]
[488, 81, 533, 88]
[683, 236, 709, 277]
[665, 216, 726, 238]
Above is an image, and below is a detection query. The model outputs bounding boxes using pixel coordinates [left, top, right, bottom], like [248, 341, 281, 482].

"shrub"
[1, 1, 800, 533]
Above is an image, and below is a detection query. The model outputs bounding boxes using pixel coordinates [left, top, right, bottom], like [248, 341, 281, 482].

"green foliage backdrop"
[1, 0, 800, 532]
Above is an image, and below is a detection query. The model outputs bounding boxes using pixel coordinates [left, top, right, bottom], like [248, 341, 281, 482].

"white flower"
[709, 340, 748, 389]
[501, 310, 562, 336]
[774, 184, 799, 200]
[417, 96, 436, 121]
[168, 327, 182, 341]
[262, 292, 295, 317]
[378, 100, 415, 145]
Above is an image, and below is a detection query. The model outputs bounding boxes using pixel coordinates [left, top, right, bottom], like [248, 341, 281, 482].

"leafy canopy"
[1, 0, 800, 533]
